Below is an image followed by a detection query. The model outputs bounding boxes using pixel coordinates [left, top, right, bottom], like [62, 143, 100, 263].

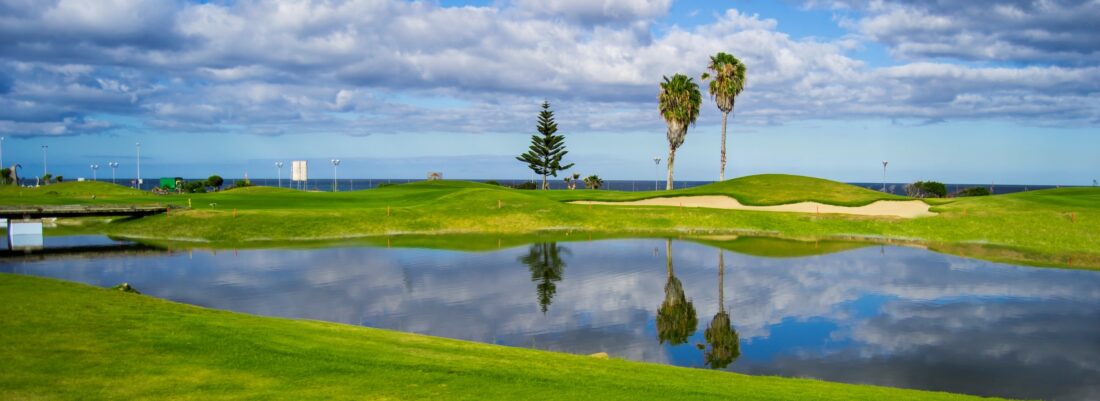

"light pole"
[109, 162, 119, 184]
[881, 161, 889, 193]
[331, 159, 341, 192]
[135, 142, 142, 189]
[90, 164, 99, 181]
[41, 145, 48, 178]
[653, 157, 661, 191]
[275, 161, 284, 188]
[0, 136, 5, 170]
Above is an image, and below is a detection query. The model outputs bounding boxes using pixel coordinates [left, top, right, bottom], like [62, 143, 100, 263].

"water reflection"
[657, 239, 697, 345]
[2, 236, 1099, 400]
[520, 243, 568, 313]
[704, 250, 740, 369]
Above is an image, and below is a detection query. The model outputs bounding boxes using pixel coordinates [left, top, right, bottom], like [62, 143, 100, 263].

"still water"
[2, 236, 1098, 400]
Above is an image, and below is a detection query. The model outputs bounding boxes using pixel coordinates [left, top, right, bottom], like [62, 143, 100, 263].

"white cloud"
[0, 0, 1096, 138]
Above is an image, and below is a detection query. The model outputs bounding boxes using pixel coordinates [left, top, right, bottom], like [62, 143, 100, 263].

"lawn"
[0, 273, 1005, 401]
[1, 174, 1097, 268]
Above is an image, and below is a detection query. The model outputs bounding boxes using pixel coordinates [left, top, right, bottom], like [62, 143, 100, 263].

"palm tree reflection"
[657, 239, 698, 345]
[704, 249, 740, 369]
[520, 243, 568, 313]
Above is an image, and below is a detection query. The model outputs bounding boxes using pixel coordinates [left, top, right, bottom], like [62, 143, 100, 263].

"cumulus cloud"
[0, 0, 1096, 138]
[815, 0, 1100, 65]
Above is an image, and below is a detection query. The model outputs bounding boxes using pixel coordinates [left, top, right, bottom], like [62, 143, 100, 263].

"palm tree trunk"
[720, 111, 729, 182]
[666, 146, 676, 190]
[666, 239, 673, 279]
[718, 249, 725, 313]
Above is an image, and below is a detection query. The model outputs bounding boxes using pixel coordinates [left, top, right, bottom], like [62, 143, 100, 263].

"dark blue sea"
[21, 177, 1079, 194]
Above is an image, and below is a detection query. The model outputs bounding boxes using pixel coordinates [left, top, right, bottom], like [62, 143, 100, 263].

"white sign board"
[291, 160, 308, 182]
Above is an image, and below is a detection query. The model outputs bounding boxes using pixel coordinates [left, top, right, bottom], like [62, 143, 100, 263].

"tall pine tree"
[517, 101, 573, 190]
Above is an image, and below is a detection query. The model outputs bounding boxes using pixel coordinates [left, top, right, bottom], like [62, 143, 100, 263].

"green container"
[159, 177, 177, 190]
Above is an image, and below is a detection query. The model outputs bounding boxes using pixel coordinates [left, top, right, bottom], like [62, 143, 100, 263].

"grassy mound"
[542, 174, 907, 206]
[0, 274, 998, 400]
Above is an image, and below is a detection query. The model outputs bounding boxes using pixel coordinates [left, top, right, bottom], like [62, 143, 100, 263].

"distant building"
[427, 172, 442, 181]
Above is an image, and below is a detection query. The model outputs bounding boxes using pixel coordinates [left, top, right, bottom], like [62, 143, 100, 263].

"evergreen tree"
[517, 101, 573, 190]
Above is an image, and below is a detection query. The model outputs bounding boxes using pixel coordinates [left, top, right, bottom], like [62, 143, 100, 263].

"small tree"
[206, 175, 224, 191]
[42, 173, 52, 185]
[583, 175, 603, 190]
[54, 175, 63, 183]
[517, 101, 574, 190]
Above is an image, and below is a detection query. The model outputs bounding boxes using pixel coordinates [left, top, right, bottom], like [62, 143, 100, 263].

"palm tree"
[583, 174, 603, 190]
[657, 239, 698, 345]
[658, 74, 702, 190]
[701, 52, 746, 182]
[704, 249, 740, 369]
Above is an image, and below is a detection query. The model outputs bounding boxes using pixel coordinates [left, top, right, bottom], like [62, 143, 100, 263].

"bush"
[905, 181, 947, 198]
[956, 187, 991, 197]
[206, 175, 224, 190]
[230, 178, 253, 189]
[484, 180, 501, 186]
[183, 180, 206, 193]
[377, 182, 398, 188]
[511, 181, 537, 190]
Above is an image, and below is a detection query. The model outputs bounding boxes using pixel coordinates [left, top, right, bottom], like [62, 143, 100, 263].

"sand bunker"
[570, 196, 933, 218]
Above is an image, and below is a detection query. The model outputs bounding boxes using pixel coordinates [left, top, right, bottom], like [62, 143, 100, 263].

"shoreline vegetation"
[0, 273, 1008, 400]
[2, 173, 1097, 269]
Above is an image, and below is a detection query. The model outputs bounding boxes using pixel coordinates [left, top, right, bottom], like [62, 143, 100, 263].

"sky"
[0, 0, 1098, 185]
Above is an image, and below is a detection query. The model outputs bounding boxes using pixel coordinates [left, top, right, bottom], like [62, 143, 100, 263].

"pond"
[2, 235, 1098, 400]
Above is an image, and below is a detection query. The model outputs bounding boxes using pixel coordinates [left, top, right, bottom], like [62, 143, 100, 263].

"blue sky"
[1, 0, 1098, 185]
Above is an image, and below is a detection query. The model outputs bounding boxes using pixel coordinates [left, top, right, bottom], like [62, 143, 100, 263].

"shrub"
[183, 180, 206, 193]
[206, 175, 224, 190]
[956, 187, 991, 197]
[512, 181, 538, 190]
[905, 181, 947, 198]
[484, 180, 501, 186]
[230, 178, 253, 189]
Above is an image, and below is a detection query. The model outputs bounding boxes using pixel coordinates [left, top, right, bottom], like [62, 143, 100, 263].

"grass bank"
[1, 174, 1097, 268]
[0, 273, 1003, 400]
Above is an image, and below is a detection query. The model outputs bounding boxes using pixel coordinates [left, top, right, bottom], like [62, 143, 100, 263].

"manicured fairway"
[1, 174, 1097, 268]
[0, 274, 1006, 401]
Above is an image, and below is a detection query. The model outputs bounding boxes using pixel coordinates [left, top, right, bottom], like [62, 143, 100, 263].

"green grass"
[1, 175, 1097, 268]
[0, 273, 1005, 401]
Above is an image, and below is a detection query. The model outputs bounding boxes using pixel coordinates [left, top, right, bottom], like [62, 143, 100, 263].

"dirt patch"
[570, 196, 934, 218]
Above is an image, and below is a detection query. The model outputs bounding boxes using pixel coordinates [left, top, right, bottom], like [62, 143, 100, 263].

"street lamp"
[275, 161, 284, 188]
[653, 157, 661, 191]
[0, 136, 5, 170]
[881, 161, 889, 193]
[109, 162, 119, 184]
[330, 159, 341, 192]
[135, 142, 143, 189]
[90, 164, 99, 181]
